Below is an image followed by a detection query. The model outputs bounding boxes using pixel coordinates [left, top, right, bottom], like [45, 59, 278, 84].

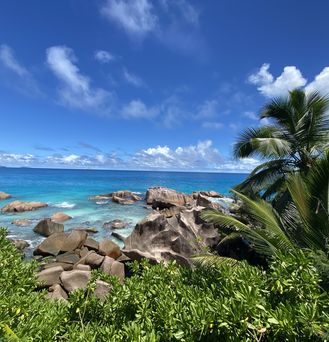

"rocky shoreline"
[2, 186, 238, 300]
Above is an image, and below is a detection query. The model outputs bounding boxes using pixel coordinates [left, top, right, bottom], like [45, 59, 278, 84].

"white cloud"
[121, 99, 159, 119]
[305, 67, 329, 95]
[159, 0, 199, 25]
[100, 0, 157, 37]
[249, 63, 307, 97]
[94, 50, 115, 63]
[196, 99, 219, 119]
[0, 44, 41, 96]
[202, 121, 224, 130]
[123, 68, 144, 87]
[132, 140, 223, 170]
[0, 140, 261, 172]
[46, 45, 111, 110]
[0, 44, 29, 76]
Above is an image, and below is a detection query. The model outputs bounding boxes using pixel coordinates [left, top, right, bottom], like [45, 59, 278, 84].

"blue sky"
[0, 0, 329, 172]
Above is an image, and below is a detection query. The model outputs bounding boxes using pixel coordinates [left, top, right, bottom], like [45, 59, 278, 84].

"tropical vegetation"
[234, 89, 329, 205]
[1, 228, 329, 341]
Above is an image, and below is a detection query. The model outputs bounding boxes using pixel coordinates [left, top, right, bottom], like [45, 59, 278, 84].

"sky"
[0, 0, 329, 172]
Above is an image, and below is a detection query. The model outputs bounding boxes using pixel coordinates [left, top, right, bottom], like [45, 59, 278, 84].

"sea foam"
[53, 201, 76, 209]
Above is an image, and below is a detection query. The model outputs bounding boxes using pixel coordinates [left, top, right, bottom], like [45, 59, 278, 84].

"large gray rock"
[94, 280, 111, 301]
[37, 266, 64, 287]
[12, 239, 29, 251]
[47, 284, 68, 301]
[123, 207, 220, 266]
[193, 191, 223, 199]
[60, 270, 91, 293]
[56, 252, 80, 264]
[98, 239, 121, 259]
[195, 194, 221, 210]
[60, 230, 87, 252]
[1, 200, 47, 213]
[145, 187, 193, 209]
[100, 256, 125, 283]
[33, 218, 64, 237]
[33, 232, 68, 256]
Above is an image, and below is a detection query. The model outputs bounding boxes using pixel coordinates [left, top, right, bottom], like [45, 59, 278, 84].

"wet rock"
[104, 219, 127, 229]
[11, 219, 31, 226]
[98, 239, 121, 259]
[60, 230, 87, 252]
[95, 280, 111, 301]
[47, 284, 68, 301]
[33, 218, 64, 237]
[51, 212, 72, 222]
[196, 194, 221, 210]
[12, 239, 30, 251]
[89, 194, 111, 201]
[145, 187, 193, 209]
[85, 227, 98, 234]
[111, 231, 126, 243]
[60, 270, 91, 293]
[33, 232, 68, 256]
[37, 266, 64, 287]
[0, 191, 11, 200]
[1, 200, 47, 213]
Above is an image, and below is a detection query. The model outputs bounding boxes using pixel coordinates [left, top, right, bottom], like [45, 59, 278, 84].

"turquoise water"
[0, 168, 246, 251]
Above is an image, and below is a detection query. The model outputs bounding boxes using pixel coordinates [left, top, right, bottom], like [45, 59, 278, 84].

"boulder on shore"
[12, 239, 30, 251]
[33, 218, 64, 237]
[192, 191, 223, 199]
[33, 232, 68, 256]
[99, 239, 121, 259]
[51, 212, 72, 222]
[60, 270, 91, 293]
[123, 207, 220, 266]
[0, 191, 11, 200]
[103, 219, 127, 230]
[89, 190, 141, 205]
[1, 200, 47, 213]
[37, 266, 64, 287]
[145, 187, 193, 210]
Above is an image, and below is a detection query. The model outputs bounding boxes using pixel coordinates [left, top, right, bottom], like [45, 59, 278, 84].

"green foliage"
[1, 229, 329, 341]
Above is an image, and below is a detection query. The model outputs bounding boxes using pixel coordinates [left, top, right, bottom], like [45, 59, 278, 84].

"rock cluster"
[1, 200, 47, 213]
[34, 228, 125, 301]
[90, 190, 141, 205]
[123, 207, 220, 266]
[145, 187, 193, 209]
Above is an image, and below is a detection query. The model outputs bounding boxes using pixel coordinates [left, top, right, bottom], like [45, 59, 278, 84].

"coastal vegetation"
[1, 88, 329, 340]
[1, 228, 329, 341]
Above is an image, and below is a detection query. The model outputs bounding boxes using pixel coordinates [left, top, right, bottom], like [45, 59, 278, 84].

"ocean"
[0, 167, 246, 253]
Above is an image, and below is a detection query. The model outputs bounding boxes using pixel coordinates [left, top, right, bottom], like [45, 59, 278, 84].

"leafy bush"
[0, 228, 329, 341]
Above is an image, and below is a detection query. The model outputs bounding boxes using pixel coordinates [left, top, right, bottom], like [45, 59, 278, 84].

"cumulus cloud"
[0, 44, 41, 96]
[121, 99, 159, 119]
[123, 68, 144, 87]
[243, 111, 258, 121]
[100, 0, 158, 38]
[0, 153, 37, 166]
[132, 140, 223, 170]
[46, 45, 112, 111]
[94, 50, 115, 63]
[249, 63, 307, 97]
[305, 67, 329, 95]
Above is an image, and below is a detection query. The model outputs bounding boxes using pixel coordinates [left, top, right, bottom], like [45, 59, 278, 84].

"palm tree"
[234, 89, 329, 202]
[201, 151, 329, 258]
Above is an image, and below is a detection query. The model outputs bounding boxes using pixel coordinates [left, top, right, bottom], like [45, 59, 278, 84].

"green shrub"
[0, 228, 329, 341]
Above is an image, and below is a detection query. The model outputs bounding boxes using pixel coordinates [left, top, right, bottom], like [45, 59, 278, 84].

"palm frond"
[192, 255, 240, 268]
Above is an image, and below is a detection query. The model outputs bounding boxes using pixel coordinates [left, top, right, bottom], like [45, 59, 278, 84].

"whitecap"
[96, 200, 109, 205]
[52, 201, 76, 209]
